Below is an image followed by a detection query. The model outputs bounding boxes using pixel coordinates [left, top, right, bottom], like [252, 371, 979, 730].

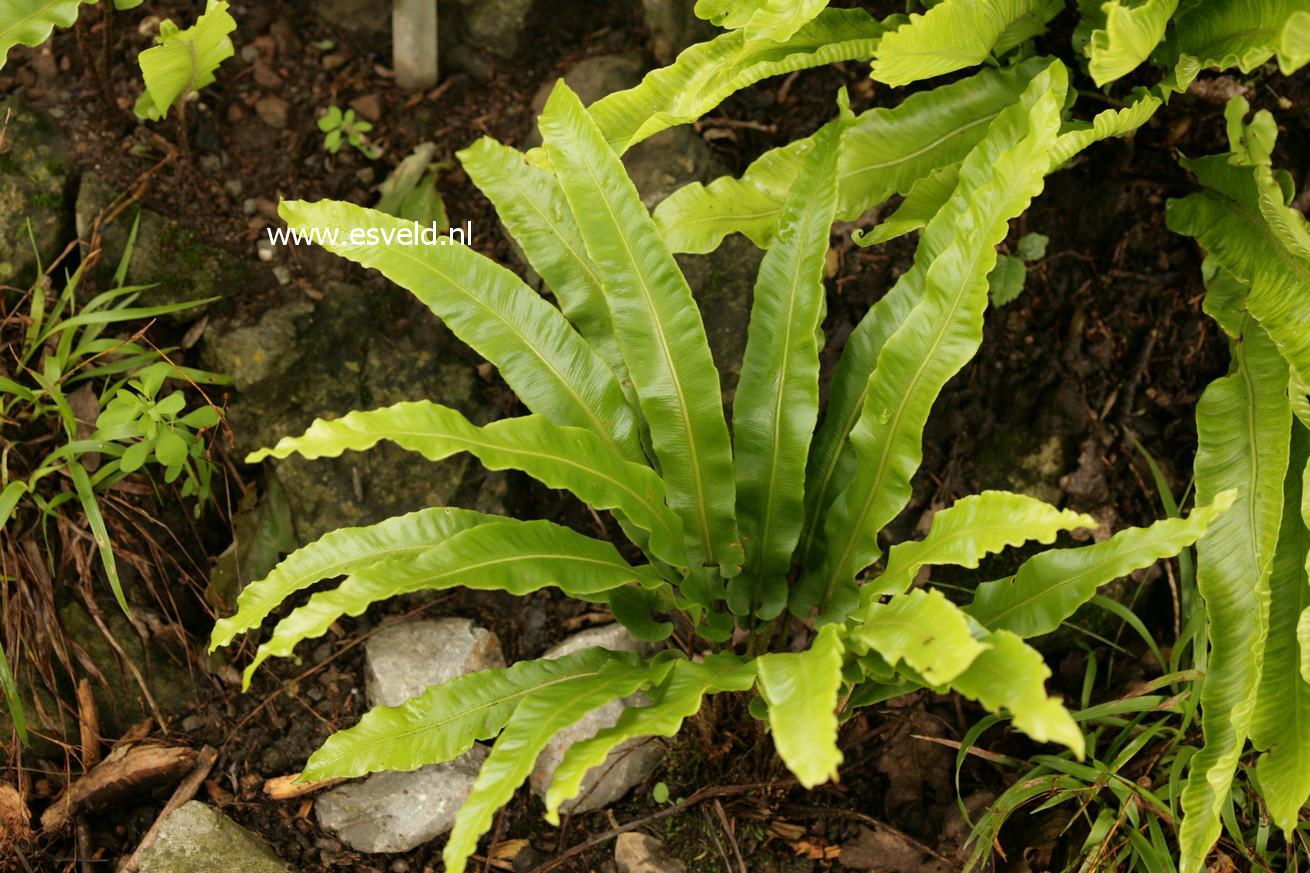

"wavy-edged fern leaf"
[694, 0, 830, 43]
[947, 627, 1085, 756]
[543, 652, 756, 822]
[967, 493, 1234, 638]
[443, 658, 674, 873]
[0, 0, 88, 71]
[540, 81, 741, 575]
[1167, 148, 1310, 385]
[870, 0, 1054, 86]
[277, 199, 644, 462]
[210, 506, 504, 651]
[729, 119, 841, 619]
[248, 401, 687, 569]
[302, 647, 641, 781]
[1250, 421, 1310, 837]
[757, 624, 845, 788]
[456, 137, 630, 394]
[133, 0, 236, 121]
[1085, 0, 1179, 85]
[864, 491, 1095, 605]
[655, 60, 1042, 254]
[1177, 284, 1292, 872]
[851, 588, 987, 686]
[792, 61, 1065, 621]
[241, 519, 670, 685]
[1158, 0, 1310, 92]
[528, 7, 884, 168]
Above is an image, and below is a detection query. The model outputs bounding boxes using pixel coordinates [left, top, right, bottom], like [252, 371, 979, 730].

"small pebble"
[239, 44, 259, 64]
[242, 198, 257, 216]
[224, 179, 243, 198]
[256, 239, 275, 262]
[355, 167, 375, 185]
[273, 266, 292, 285]
[322, 54, 347, 71]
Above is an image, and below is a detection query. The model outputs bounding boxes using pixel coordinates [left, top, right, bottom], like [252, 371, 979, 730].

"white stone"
[364, 618, 505, 708]
[529, 624, 662, 814]
[315, 745, 489, 853]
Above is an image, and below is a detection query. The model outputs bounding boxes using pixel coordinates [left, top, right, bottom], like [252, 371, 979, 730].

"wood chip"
[41, 744, 197, 835]
[263, 772, 346, 800]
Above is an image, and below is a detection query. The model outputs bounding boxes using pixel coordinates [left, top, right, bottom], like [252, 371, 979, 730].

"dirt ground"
[3, 1, 1309, 871]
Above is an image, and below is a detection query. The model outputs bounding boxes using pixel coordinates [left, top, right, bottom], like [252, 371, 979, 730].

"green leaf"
[1250, 422, 1310, 837]
[1051, 91, 1161, 168]
[248, 402, 687, 568]
[302, 647, 639, 780]
[243, 519, 667, 685]
[863, 491, 1095, 605]
[540, 82, 741, 575]
[1017, 232, 1049, 261]
[851, 588, 987, 686]
[544, 653, 756, 822]
[793, 62, 1066, 621]
[0, 640, 27, 747]
[457, 137, 630, 394]
[1281, 10, 1310, 72]
[1167, 152, 1310, 384]
[757, 624, 845, 788]
[1178, 307, 1291, 870]
[1086, 0, 1180, 86]
[211, 506, 502, 652]
[966, 493, 1234, 638]
[443, 658, 671, 873]
[655, 60, 1043, 254]
[870, 0, 1053, 86]
[1158, 0, 1310, 93]
[68, 461, 127, 616]
[946, 628, 1084, 757]
[0, 0, 89, 71]
[277, 199, 643, 462]
[851, 162, 961, 248]
[529, 8, 884, 167]
[133, 0, 236, 121]
[694, 0, 831, 42]
[730, 121, 841, 618]
[987, 255, 1027, 306]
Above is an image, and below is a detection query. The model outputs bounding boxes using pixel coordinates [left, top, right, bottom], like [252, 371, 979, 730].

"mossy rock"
[0, 95, 73, 287]
[1, 597, 195, 756]
[202, 283, 489, 546]
[74, 173, 263, 314]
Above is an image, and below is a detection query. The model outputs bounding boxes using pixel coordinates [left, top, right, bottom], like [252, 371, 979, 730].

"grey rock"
[201, 283, 483, 545]
[529, 625, 662, 814]
[137, 801, 294, 873]
[527, 53, 646, 146]
[0, 95, 73, 287]
[316, 0, 390, 50]
[316, 743, 490, 852]
[74, 173, 263, 314]
[641, 0, 714, 65]
[615, 832, 686, 873]
[454, 0, 536, 57]
[365, 618, 505, 708]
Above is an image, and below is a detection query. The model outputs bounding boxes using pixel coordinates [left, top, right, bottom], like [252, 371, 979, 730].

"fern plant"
[1166, 97, 1310, 872]
[211, 60, 1228, 873]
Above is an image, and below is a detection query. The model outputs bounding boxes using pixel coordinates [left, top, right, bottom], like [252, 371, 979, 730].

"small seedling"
[319, 106, 376, 159]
